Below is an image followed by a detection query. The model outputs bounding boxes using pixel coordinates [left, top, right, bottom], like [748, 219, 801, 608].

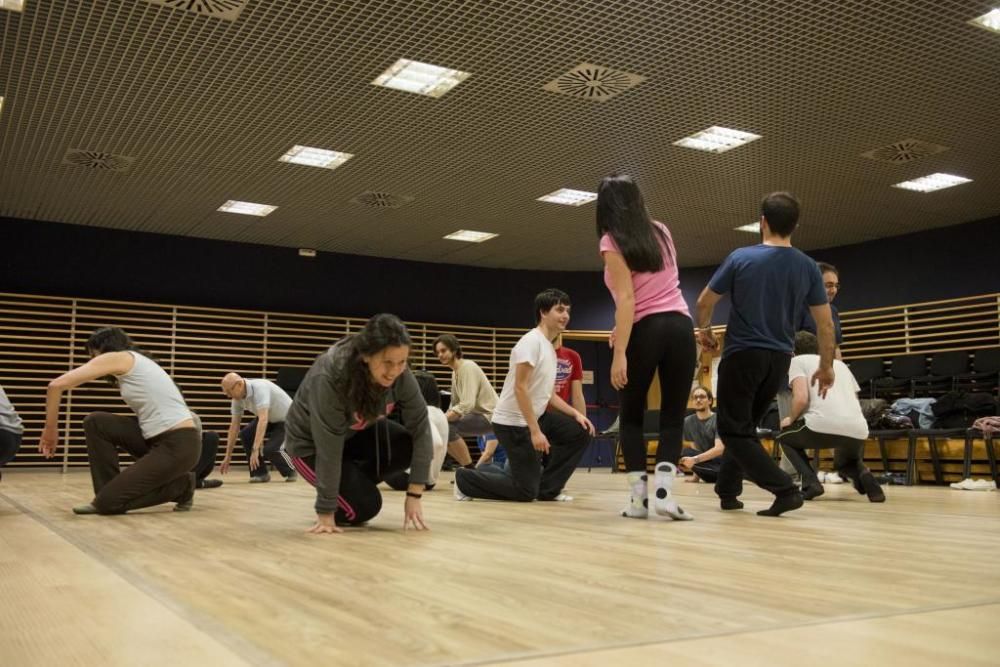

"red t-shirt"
[554, 346, 583, 403]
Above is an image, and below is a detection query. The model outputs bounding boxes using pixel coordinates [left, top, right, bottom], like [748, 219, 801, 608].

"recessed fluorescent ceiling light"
[443, 230, 498, 243]
[372, 59, 471, 98]
[218, 200, 278, 216]
[674, 126, 761, 153]
[279, 145, 353, 170]
[970, 8, 1000, 33]
[0, 0, 25, 12]
[537, 188, 598, 206]
[735, 222, 760, 233]
[892, 173, 972, 193]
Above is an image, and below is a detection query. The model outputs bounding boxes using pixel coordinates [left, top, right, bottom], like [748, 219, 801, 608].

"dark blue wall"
[5, 214, 999, 329]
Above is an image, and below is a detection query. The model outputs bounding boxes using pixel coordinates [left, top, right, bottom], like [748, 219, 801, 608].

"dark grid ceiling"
[1, 0, 999, 270]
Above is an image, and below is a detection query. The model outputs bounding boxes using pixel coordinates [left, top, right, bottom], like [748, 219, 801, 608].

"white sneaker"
[552, 493, 573, 502]
[454, 482, 472, 501]
[826, 472, 845, 484]
[950, 478, 974, 490]
[968, 479, 997, 491]
[816, 471, 827, 483]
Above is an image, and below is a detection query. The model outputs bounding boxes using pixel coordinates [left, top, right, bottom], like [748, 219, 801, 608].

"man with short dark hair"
[776, 332, 885, 503]
[454, 289, 594, 502]
[696, 192, 836, 517]
[433, 333, 499, 468]
[678, 386, 724, 483]
[799, 261, 843, 359]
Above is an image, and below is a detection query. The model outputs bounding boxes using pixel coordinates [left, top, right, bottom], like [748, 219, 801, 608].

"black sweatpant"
[83, 412, 199, 514]
[240, 418, 294, 479]
[0, 429, 22, 481]
[714, 350, 798, 501]
[193, 430, 219, 482]
[291, 419, 413, 525]
[619, 312, 697, 472]
[454, 411, 590, 501]
[681, 446, 721, 483]
[777, 420, 868, 489]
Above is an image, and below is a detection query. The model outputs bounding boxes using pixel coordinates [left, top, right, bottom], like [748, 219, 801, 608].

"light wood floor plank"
[1, 469, 998, 666]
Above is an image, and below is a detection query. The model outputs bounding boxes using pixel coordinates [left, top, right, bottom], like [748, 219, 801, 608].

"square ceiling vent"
[860, 139, 949, 164]
[350, 191, 414, 209]
[542, 63, 645, 102]
[62, 149, 135, 171]
[144, 0, 247, 21]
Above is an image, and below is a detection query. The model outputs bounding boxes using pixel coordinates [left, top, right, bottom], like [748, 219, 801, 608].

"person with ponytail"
[282, 314, 432, 534]
[39, 327, 199, 514]
[597, 174, 697, 521]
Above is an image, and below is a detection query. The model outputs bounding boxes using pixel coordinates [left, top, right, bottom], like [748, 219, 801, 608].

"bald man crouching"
[220, 373, 297, 483]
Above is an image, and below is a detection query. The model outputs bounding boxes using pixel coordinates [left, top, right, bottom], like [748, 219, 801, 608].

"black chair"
[847, 358, 885, 399]
[911, 351, 969, 397]
[964, 428, 998, 481]
[275, 366, 309, 397]
[873, 354, 927, 400]
[867, 429, 912, 481]
[953, 348, 1000, 394]
[907, 428, 968, 484]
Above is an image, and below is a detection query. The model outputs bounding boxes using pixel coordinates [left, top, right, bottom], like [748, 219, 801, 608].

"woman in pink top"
[597, 174, 697, 521]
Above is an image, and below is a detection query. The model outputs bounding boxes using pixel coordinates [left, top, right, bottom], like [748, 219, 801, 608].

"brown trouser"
[83, 412, 199, 514]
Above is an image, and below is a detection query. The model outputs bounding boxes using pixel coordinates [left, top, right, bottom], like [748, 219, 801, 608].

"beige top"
[448, 359, 498, 419]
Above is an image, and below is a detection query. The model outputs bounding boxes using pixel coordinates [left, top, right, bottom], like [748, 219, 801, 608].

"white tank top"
[117, 352, 191, 439]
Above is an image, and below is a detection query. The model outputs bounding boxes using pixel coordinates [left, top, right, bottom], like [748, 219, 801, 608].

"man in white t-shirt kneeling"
[454, 289, 594, 502]
[776, 332, 885, 503]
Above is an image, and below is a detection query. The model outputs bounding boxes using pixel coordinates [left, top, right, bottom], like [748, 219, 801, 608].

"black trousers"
[619, 312, 697, 471]
[777, 421, 868, 488]
[82, 412, 199, 514]
[0, 429, 22, 481]
[193, 431, 219, 482]
[291, 419, 413, 525]
[714, 350, 798, 500]
[454, 411, 590, 501]
[239, 418, 294, 478]
[681, 446, 721, 483]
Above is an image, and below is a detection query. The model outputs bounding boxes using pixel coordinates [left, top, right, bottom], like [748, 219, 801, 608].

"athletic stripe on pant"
[287, 453, 357, 522]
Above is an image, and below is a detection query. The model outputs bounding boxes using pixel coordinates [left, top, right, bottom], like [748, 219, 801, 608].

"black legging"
[620, 311, 697, 472]
[291, 419, 413, 526]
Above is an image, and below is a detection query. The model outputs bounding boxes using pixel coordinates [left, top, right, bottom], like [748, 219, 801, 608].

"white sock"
[653, 462, 693, 521]
[621, 472, 648, 518]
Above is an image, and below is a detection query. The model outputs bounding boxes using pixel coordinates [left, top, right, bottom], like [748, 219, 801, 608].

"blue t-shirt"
[708, 245, 827, 358]
[799, 303, 842, 345]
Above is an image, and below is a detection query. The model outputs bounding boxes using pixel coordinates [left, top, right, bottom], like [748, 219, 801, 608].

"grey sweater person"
[284, 339, 433, 515]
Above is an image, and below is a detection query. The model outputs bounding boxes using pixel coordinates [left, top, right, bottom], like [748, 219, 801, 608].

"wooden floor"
[1, 468, 998, 667]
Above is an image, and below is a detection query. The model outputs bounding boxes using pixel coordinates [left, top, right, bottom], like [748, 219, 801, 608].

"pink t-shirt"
[599, 221, 690, 322]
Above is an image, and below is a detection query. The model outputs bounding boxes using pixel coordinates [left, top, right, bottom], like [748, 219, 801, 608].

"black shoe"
[859, 472, 886, 503]
[196, 478, 223, 489]
[424, 483, 436, 491]
[802, 482, 825, 500]
[757, 491, 804, 517]
[174, 472, 196, 511]
[720, 497, 744, 511]
[73, 503, 99, 515]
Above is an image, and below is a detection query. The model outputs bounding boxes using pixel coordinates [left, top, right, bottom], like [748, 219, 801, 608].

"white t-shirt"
[491, 328, 557, 428]
[230, 379, 292, 423]
[117, 352, 191, 439]
[426, 406, 449, 484]
[787, 355, 868, 440]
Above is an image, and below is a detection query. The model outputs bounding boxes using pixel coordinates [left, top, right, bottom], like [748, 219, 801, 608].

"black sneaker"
[802, 482, 825, 500]
[196, 478, 223, 489]
[859, 472, 886, 503]
[174, 472, 196, 511]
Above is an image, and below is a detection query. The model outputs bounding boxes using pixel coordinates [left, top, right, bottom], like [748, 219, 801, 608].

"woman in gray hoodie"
[283, 314, 433, 534]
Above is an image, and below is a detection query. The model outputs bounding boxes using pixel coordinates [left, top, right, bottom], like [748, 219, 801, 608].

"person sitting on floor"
[776, 332, 885, 503]
[678, 386, 724, 483]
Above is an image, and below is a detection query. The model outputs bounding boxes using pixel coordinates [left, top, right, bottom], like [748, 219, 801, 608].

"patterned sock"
[621, 471, 648, 518]
[653, 462, 693, 521]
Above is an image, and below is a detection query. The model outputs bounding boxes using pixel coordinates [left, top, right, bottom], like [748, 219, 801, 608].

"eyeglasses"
[824, 282, 840, 290]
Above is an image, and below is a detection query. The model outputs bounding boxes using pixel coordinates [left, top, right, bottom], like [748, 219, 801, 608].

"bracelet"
[406, 491, 423, 499]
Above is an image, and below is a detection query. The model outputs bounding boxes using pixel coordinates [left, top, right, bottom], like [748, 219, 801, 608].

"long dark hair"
[337, 314, 412, 421]
[85, 327, 158, 387]
[596, 174, 672, 273]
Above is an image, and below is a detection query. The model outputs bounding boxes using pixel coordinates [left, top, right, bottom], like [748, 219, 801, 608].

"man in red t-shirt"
[553, 335, 586, 417]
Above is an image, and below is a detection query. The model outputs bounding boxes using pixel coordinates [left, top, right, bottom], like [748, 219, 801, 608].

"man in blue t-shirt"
[695, 192, 836, 517]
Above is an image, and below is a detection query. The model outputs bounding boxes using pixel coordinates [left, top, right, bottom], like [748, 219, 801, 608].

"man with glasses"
[678, 386, 724, 483]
